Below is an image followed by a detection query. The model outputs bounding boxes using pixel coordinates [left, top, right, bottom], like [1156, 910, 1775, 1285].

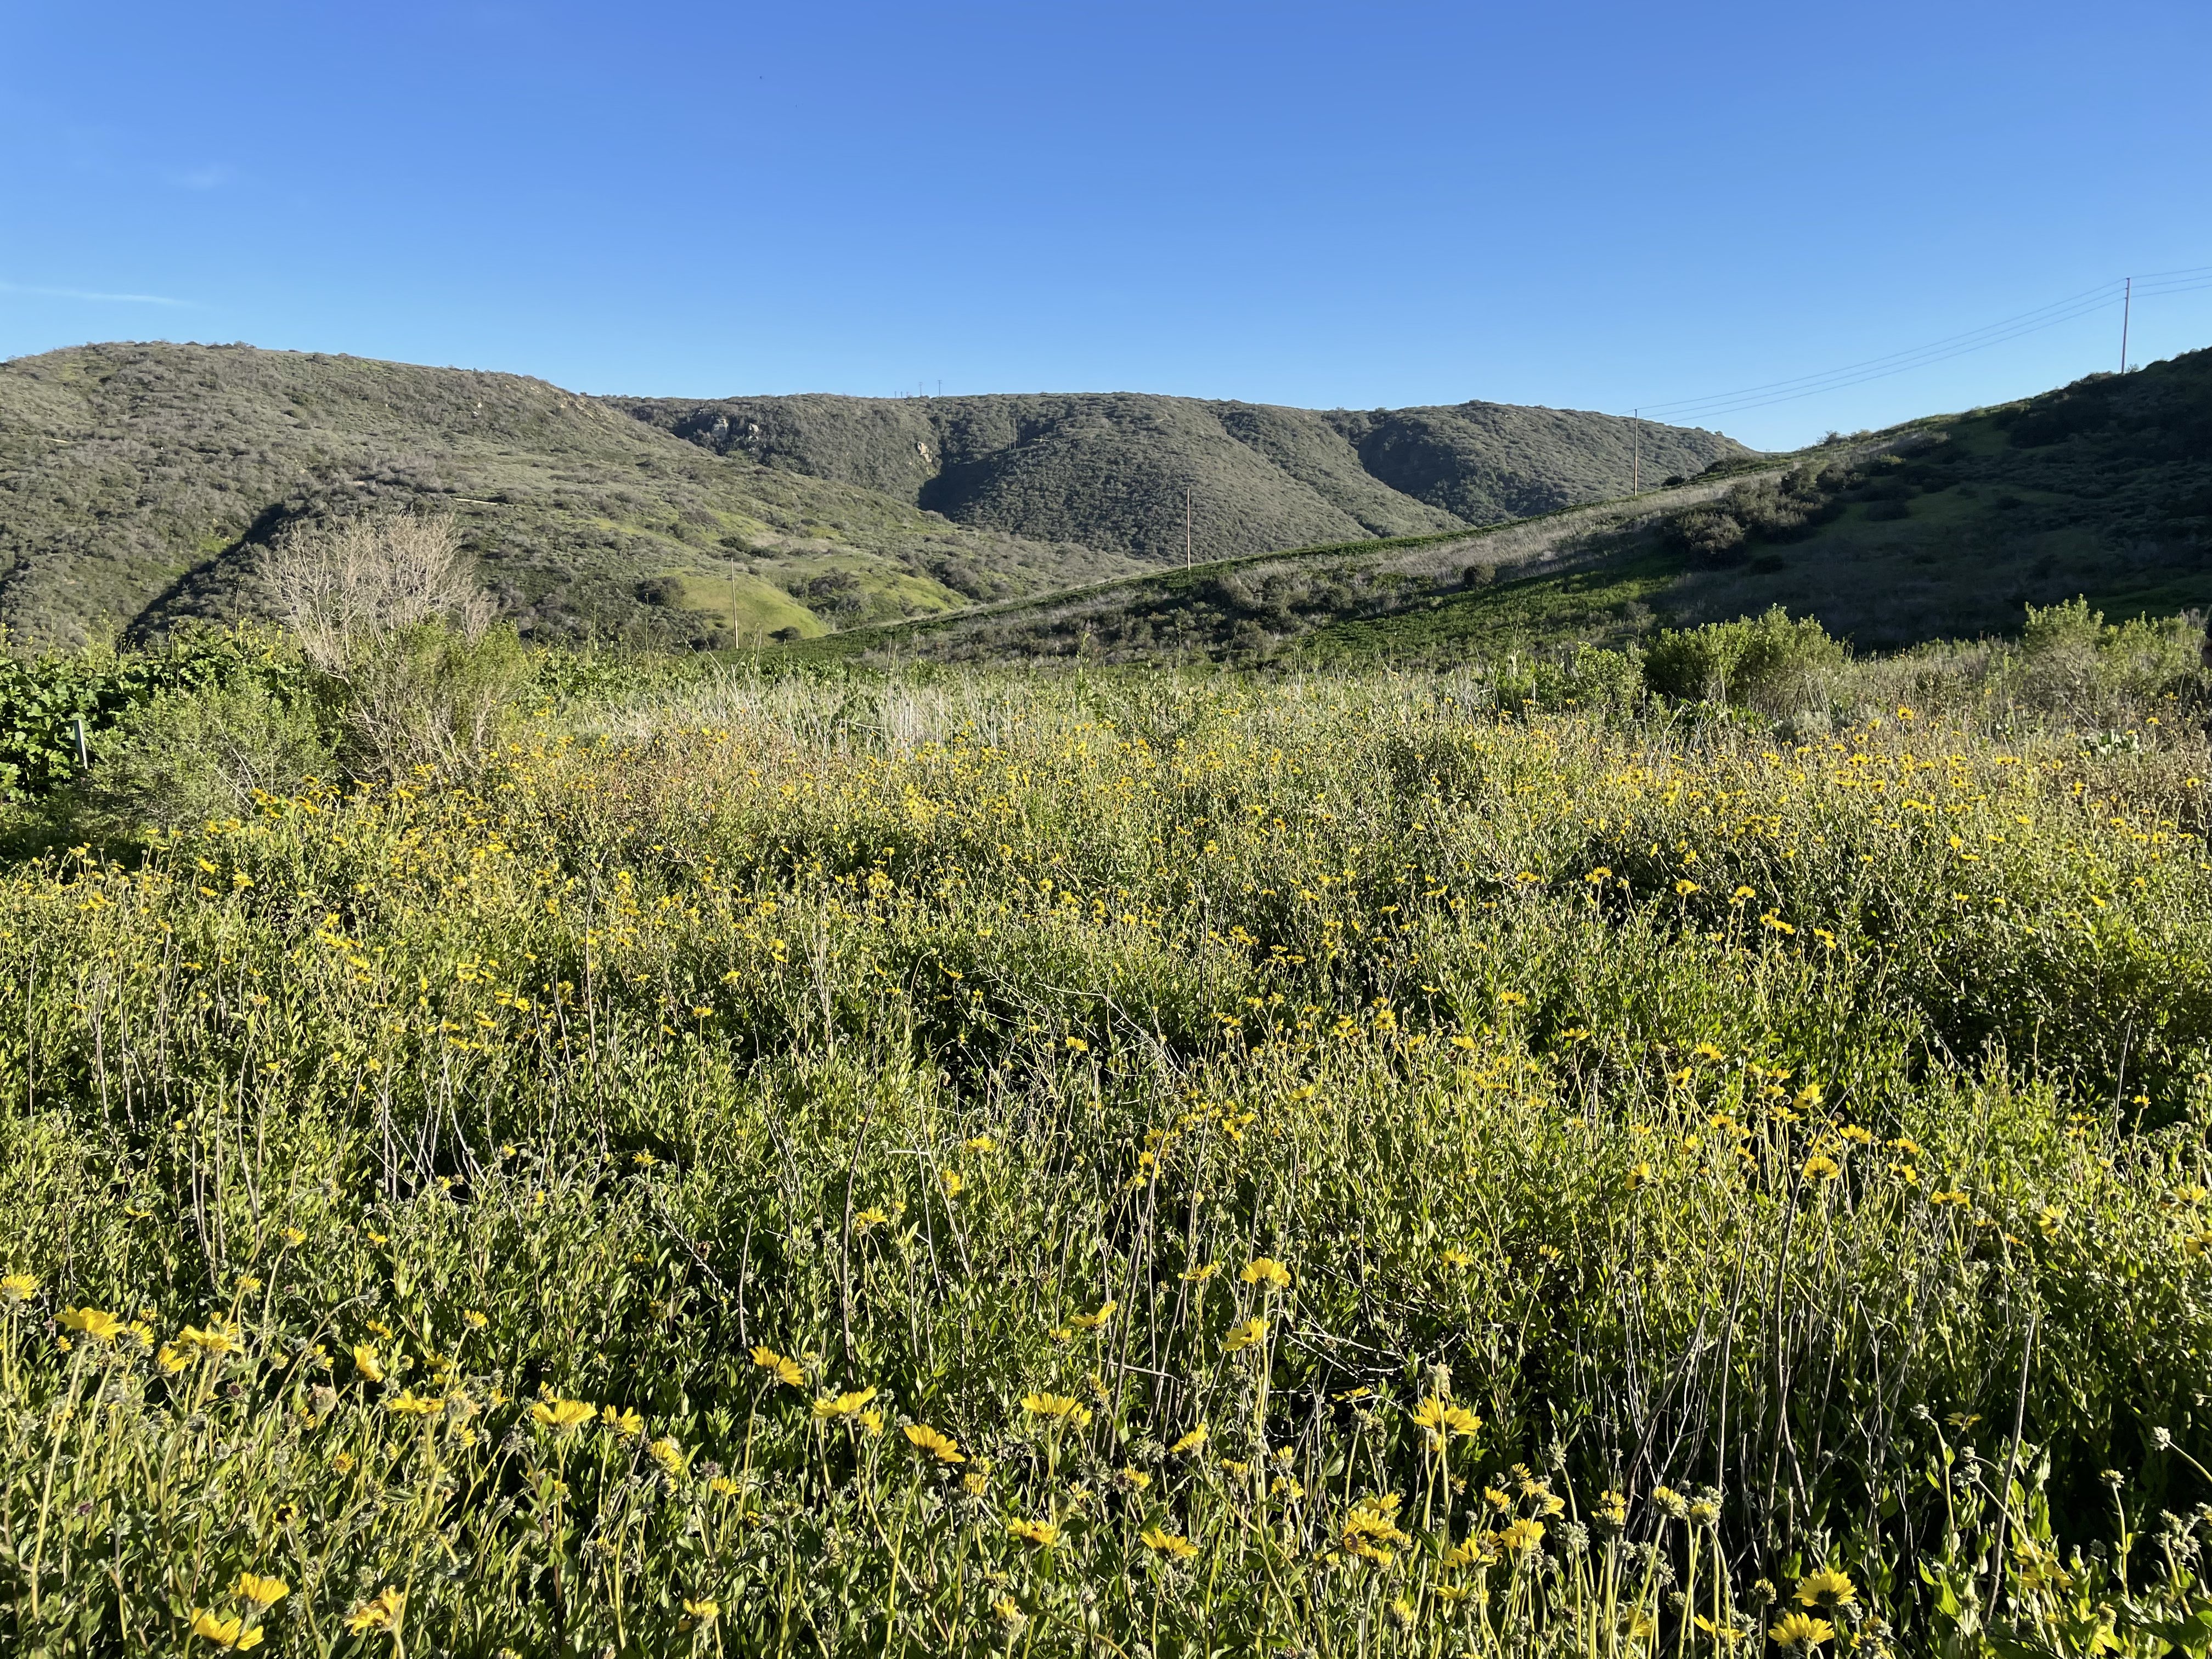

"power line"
[1639, 281, 2133, 422]
[2132, 273, 2212, 298]
[1646, 281, 2126, 413]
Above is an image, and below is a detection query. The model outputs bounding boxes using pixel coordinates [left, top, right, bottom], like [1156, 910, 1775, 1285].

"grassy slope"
[612, 390, 1750, 563]
[0, 343, 1138, 649]
[769, 352, 2212, 668]
[1662, 351, 2212, 646]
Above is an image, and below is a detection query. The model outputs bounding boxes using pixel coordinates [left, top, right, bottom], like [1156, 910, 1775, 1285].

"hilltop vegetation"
[613, 390, 1745, 562]
[0, 342, 1133, 651]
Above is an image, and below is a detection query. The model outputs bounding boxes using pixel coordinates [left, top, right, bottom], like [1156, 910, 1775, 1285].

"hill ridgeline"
[0, 342, 1743, 650]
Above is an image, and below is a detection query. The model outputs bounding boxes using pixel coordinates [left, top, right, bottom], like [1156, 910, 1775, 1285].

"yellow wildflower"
[1020, 1391, 1094, 1427]
[749, 1346, 804, 1387]
[344, 1588, 406, 1634]
[812, 1386, 879, 1420]
[351, 1344, 383, 1382]
[1768, 1611, 1835, 1651]
[1240, 1257, 1293, 1290]
[58, 1307, 126, 1341]
[1171, 1423, 1209, 1454]
[1, 1272, 37, 1304]
[1142, 1526, 1198, 1560]
[181, 1323, 244, 1357]
[1497, 1517, 1545, 1552]
[236, 1573, 289, 1607]
[1007, 1516, 1060, 1549]
[1223, 1317, 1266, 1353]
[1411, 1396, 1482, 1447]
[190, 1610, 264, 1650]
[903, 1423, 965, 1463]
[529, 1397, 597, 1433]
[1342, 1494, 1410, 1561]
[1795, 1568, 1857, 1610]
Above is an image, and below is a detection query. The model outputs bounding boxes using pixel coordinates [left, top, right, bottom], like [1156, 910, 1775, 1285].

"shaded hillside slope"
[0, 343, 1134, 649]
[772, 352, 2212, 669]
[611, 390, 1746, 563]
[1651, 349, 2212, 647]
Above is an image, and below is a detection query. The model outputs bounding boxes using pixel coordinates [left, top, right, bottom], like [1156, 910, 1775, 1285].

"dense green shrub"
[320, 619, 532, 779]
[1491, 643, 1645, 713]
[81, 675, 335, 828]
[1643, 606, 1848, 713]
[0, 629, 298, 801]
[1666, 462, 1852, 566]
[2005, 600, 2206, 729]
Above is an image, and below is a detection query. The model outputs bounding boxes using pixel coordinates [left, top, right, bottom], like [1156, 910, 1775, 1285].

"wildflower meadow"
[4, 659, 2212, 1657]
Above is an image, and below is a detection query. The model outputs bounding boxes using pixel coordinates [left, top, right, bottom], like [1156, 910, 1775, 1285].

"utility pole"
[730, 562, 740, 647]
[1631, 409, 1640, 496]
[1184, 487, 1193, 569]
[2120, 276, 2132, 373]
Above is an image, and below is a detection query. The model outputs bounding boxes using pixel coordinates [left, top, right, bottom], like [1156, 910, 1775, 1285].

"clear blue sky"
[4, 2, 2209, 450]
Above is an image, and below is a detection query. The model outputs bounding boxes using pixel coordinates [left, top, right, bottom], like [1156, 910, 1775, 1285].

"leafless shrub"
[262, 515, 493, 672]
[259, 515, 522, 778]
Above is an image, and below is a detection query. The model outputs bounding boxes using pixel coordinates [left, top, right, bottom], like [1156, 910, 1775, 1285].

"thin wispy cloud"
[0, 281, 190, 307]
[167, 165, 233, 190]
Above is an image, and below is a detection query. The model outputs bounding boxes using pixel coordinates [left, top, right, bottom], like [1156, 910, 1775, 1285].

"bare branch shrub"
[261, 515, 522, 778]
[262, 515, 493, 672]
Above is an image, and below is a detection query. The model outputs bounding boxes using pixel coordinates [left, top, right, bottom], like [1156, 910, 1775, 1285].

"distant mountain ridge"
[612, 390, 1746, 565]
[0, 343, 1748, 650]
[0, 342, 1130, 650]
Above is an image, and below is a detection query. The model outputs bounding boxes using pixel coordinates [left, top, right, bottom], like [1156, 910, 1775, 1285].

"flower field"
[4, 668, 2212, 1656]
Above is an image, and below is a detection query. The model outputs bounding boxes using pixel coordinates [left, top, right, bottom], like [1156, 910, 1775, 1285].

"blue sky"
[3, 1, 2209, 450]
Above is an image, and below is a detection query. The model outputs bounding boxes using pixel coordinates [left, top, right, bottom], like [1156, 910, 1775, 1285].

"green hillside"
[771, 463, 1790, 667]
[784, 351, 2212, 668]
[0, 343, 1136, 650]
[1654, 348, 2212, 647]
[611, 390, 1746, 562]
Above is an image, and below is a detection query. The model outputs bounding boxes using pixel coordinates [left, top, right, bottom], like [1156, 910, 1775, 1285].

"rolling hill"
[0, 344, 1748, 653]
[0, 343, 1136, 650]
[782, 350, 2212, 668]
[612, 390, 1745, 563]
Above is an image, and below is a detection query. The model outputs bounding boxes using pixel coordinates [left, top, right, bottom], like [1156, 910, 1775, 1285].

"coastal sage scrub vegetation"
[3, 663, 2211, 1656]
